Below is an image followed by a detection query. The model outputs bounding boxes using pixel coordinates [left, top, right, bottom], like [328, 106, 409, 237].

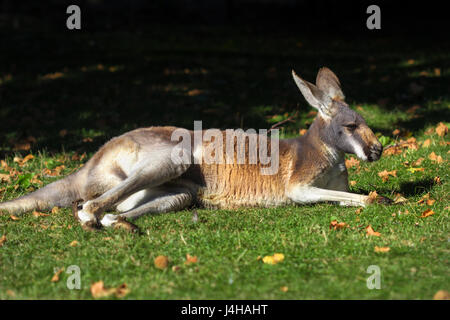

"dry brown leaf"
[329, 220, 348, 230]
[299, 129, 307, 136]
[10, 215, 20, 221]
[51, 268, 64, 282]
[345, 157, 360, 169]
[378, 170, 397, 182]
[422, 139, 431, 148]
[420, 209, 435, 218]
[154, 255, 169, 270]
[412, 157, 424, 166]
[394, 194, 408, 204]
[428, 152, 443, 163]
[51, 207, 59, 214]
[433, 290, 450, 300]
[0, 173, 10, 182]
[366, 225, 381, 237]
[90, 281, 119, 299]
[435, 122, 448, 137]
[0, 234, 6, 247]
[434, 176, 441, 185]
[350, 180, 357, 186]
[185, 254, 198, 265]
[426, 199, 436, 206]
[392, 129, 400, 136]
[374, 246, 390, 253]
[33, 211, 49, 217]
[22, 154, 34, 164]
[367, 191, 379, 204]
[355, 208, 363, 214]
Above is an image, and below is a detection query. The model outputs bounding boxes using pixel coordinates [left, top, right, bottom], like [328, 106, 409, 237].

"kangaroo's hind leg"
[77, 148, 190, 227]
[100, 187, 194, 231]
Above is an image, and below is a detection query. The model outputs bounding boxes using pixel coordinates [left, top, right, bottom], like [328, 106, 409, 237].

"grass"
[0, 24, 449, 299]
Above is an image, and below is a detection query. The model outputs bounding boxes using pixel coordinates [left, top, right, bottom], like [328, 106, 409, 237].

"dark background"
[0, 0, 448, 156]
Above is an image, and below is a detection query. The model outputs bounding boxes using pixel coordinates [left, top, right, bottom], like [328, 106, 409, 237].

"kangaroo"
[0, 67, 390, 232]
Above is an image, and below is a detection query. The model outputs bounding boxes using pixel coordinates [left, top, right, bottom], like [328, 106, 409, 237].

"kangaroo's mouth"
[367, 143, 383, 162]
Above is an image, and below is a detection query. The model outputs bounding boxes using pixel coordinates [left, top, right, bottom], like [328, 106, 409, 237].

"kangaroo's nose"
[368, 143, 383, 162]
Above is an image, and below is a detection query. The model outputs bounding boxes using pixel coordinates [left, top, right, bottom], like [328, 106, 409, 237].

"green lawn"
[0, 25, 449, 299]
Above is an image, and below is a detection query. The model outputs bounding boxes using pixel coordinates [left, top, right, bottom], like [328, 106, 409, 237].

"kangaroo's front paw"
[376, 195, 394, 205]
[82, 220, 102, 232]
[366, 192, 393, 205]
[113, 217, 140, 234]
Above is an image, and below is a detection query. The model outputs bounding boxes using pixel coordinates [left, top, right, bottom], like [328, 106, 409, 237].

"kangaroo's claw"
[113, 217, 140, 234]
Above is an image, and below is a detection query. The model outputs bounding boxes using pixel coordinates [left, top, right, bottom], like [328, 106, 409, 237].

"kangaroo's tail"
[0, 173, 81, 214]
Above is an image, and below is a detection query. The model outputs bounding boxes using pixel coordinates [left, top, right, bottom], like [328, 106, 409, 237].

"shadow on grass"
[0, 27, 448, 157]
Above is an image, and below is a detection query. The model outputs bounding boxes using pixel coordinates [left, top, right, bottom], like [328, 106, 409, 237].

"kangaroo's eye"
[345, 124, 358, 131]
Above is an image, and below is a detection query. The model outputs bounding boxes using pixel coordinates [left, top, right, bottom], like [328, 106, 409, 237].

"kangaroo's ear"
[315, 67, 345, 101]
[292, 70, 333, 117]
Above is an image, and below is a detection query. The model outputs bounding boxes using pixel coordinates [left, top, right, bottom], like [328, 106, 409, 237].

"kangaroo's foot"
[72, 199, 102, 231]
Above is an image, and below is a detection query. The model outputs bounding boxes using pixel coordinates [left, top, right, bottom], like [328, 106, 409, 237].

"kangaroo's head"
[292, 67, 383, 162]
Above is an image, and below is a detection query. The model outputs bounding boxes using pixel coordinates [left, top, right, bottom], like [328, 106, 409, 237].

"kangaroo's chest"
[312, 161, 348, 191]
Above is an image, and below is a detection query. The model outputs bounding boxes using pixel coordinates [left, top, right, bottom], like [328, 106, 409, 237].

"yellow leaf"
[374, 246, 390, 253]
[262, 253, 284, 265]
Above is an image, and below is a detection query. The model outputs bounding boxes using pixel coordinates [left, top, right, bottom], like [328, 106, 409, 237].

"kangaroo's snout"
[368, 142, 383, 162]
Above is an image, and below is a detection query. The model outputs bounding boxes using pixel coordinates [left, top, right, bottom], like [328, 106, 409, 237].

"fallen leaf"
[0, 234, 6, 247]
[0, 173, 10, 182]
[10, 215, 20, 221]
[51, 268, 64, 282]
[407, 167, 424, 173]
[412, 157, 424, 166]
[280, 286, 289, 292]
[33, 211, 49, 217]
[420, 209, 434, 218]
[433, 290, 450, 300]
[90, 281, 128, 299]
[299, 129, 307, 136]
[366, 225, 381, 237]
[262, 253, 285, 265]
[355, 208, 363, 214]
[428, 152, 443, 163]
[392, 129, 400, 136]
[69, 240, 79, 247]
[394, 194, 408, 204]
[417, 193, 430, 204]
[345, 157, 360, 169]
[185, 254, 198, 265]
[350, 180, 357, 186]
[378, 169, 397, 182]
[367, 191, 379, 204]
[422, 139, 431, 148]
[329, 220, 348, 230]
[435, 122, 448, 137]
[51, 207, 59, 214]
[154, 255, 169, 270]
[374, 246, 390, 253]
[433, 176, 441, 184]
[426, 199, 436, 206]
